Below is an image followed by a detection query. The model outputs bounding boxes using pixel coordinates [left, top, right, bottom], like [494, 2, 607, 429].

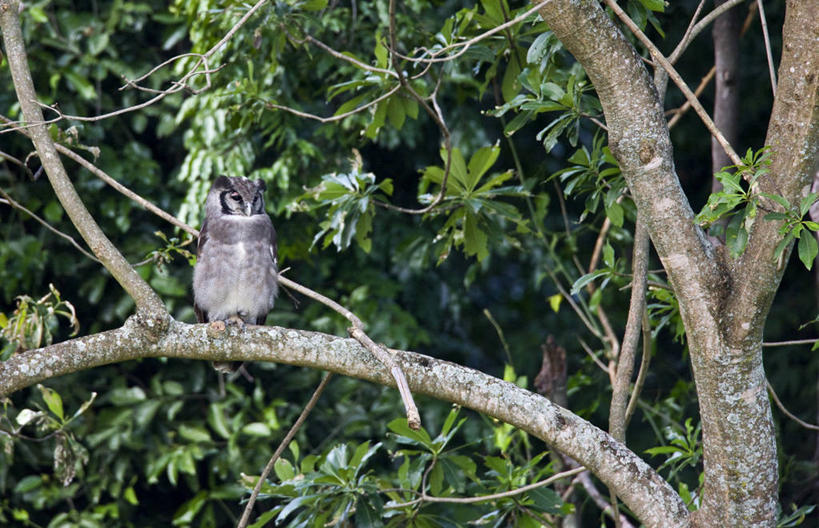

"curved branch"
[0, 0, 168, 326]
[0, 319, 689, 528]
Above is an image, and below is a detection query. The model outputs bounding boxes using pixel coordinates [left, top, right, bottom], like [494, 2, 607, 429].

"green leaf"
[387, 418, 434, 450]
[602, 242, 615, 268]
[570, 269, 608, 295]
[448, 147, 469, 191]
[172, 490, 208, 525]
[528, 487, 564, 514]
[386, 96, 406, 130]
[800, 192, 819, 216]
[798, 232, 818, 270]
[548, 293, 562, 313]
[759, 192, 791, 211]
[14, 475, 42, 493]
[38, 384, 64, 422]
[242, 422, 272, 437]
[109, 386, 147, 406]
[207, 404, 231, 439]
[365, 102, 387, 139]
[179, 424, 211, 443]
[464, 210, 489, 261]
[373, 30, 388, 69]
[639, 0, 665, 12]
[354, 498, 383, 528]
[334, 92, 370, 116]
[63, 71, 96, 100]
[274, 458, 295, 481]
[466, 144, 500, 191]
[605, 201, 624, 227]
[301, 0, 329, 11]
[502, 55, 522, 103]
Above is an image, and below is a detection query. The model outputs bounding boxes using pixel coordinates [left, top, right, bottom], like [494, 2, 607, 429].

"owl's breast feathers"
[193, 214, 278, 323]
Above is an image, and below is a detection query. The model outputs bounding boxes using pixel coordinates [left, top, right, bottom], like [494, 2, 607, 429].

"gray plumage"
[193, 176, 278, 327]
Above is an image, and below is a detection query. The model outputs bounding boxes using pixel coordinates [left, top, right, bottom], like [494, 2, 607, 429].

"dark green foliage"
[0, 0, 815, 526]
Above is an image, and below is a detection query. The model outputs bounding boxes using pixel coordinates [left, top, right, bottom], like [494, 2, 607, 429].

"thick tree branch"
[0, 320, 689, 528]
[533, 0, 722, 347]
[0, 0, 168, 326]
[731, 0, 819, 341]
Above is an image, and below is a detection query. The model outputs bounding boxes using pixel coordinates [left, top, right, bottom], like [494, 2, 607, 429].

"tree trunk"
[534, 0, 819, 526]
[711, 0, 741, 185]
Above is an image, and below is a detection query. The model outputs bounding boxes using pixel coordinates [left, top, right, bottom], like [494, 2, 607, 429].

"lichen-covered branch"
[0, 319, 689, 528]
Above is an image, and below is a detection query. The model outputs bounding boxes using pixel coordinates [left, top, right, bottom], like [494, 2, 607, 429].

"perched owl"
[193, 176, 278, 334]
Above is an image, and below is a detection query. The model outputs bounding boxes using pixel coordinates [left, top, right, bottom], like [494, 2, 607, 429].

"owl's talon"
[206, 320, 227, 338]
[226, 315, 245, 328]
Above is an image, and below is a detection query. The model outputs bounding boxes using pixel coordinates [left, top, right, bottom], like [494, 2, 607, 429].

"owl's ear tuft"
[255, 179, 267, 192]
[213, 175, 232, 189]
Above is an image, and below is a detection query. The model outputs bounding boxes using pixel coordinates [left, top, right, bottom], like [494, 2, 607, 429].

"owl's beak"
[244, 202, 252, 216]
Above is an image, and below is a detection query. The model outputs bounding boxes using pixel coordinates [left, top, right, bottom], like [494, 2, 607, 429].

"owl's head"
[207, 175, 267, 217]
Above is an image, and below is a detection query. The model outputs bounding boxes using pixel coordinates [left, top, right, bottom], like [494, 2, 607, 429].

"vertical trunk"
[711, 0, 741, 186]
[687, 333, 778, 527]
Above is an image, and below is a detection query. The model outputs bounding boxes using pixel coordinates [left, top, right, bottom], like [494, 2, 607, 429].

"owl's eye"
[230, 192, 241, 201]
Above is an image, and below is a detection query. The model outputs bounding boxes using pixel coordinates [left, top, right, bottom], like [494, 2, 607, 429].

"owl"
[193, 176, 278, 333]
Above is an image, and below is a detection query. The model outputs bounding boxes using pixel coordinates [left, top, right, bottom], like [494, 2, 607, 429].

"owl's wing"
[194, 218, 210, 323]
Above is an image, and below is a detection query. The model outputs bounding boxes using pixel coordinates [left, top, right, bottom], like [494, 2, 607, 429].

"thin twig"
[0, 149, 34, 177]
[762, 338, 819, 348]
[755, 0, 777, 96]
[603, 0, 742, 167]
[767, 380, 819, 431]
[2, 0, 270, 130]
[398, 3, 544, 65]
[375, 0, 452, 215]
[578, 471, 636, 528]
[385, 466, 585, 507]
[665, 2, 757, 129]
[609, 215, 649, 443]
[666, 68, 715, 129]
[236, 372, 333, 528]
[578, 337, 611, 376]
[667, 0, 707, 67]
[293, 32, 398, 79]
[0, 113, 198, 238]
[265, 85, 401, 123]
[0, 189, 101, 263]
[668, 0, 746, 65]
[277, 275, 421, 430]
[624, 308, 652, 426]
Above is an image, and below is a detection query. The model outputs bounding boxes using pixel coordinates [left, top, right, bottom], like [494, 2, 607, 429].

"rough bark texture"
[534, 0, 819, 526]
[0, 320, 690, 528]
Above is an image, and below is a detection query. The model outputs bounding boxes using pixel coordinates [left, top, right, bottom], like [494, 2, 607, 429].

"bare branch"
[1, 0, 269, 129]
[602, 0, 742, 167]
[756, 0, 777, 96]
[386, 466, 586, 507]
[265, 85, 401, 123]
[609, 215, 649, 443]
[0, 112, 197, 238]
[624, 308, 652, 425]
[0, 187, 100, 263]
[767, 380, 819, 431]
[237, 373, 333, 528]
[277, 274, 421, 430]
[0, 320, 689, 527]
[0, 0, 167, 325]
[398, 3, 544, 65]
[667, 0, 746, 65]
